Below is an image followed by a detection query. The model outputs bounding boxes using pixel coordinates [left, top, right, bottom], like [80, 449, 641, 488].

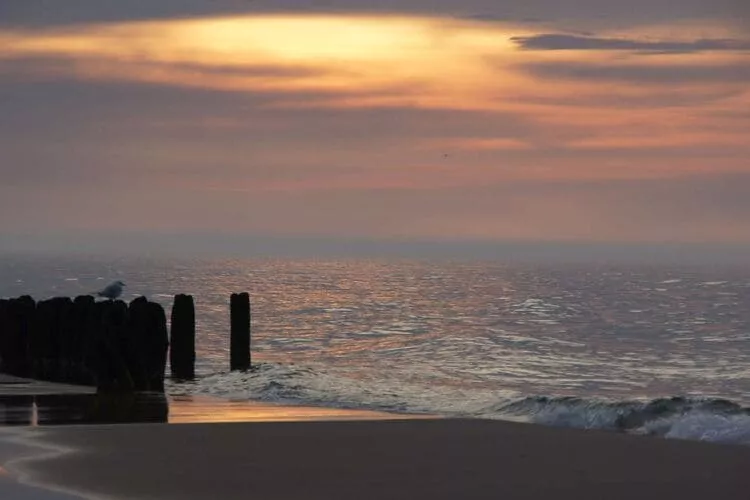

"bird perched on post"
[96, 280, 126, 300]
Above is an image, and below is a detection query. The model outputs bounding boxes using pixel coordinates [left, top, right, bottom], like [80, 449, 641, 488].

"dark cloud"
[0, 0, 250, 27]
[511, 34, 750, 53]
[461, 14, 546, 24]
[0, 0, 746, 29]
[520, 61, 750, 84]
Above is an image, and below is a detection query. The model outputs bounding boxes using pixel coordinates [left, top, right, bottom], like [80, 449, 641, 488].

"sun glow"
[0, 13, 747, 159]
[0, 15, 529, 108]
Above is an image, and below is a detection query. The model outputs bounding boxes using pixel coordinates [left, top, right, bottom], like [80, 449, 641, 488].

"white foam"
[189, 364, 519, 418]
[645, 413, 750, 445]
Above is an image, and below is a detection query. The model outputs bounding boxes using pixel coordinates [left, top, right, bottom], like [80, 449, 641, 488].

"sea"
[2, 253, 750, 444]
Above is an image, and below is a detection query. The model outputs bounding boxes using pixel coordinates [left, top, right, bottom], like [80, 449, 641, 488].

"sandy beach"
[2, 418, 749, 500]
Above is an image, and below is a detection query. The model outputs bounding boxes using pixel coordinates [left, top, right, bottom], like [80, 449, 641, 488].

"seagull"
[96, 280, 126, 300]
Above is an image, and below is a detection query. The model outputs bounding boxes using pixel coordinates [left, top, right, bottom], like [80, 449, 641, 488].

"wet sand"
[0, 374, 412, 499]
[9, 418, 750, 500]
[168, 395, 423, 423]
[0, 428, 84, 500]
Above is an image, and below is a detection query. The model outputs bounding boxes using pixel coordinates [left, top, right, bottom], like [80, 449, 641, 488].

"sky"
[0, 0, 748, 258]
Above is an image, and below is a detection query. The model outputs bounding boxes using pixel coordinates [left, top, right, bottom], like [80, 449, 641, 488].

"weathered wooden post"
[56, 297, 75, 384]
[0, 299, 9, 373]
[31, 299, 53, 381]
[34, 297, 74, 383]
[170, 294, 196, 379]
[72, 295, 96, 385]
[2, 296, 35, 377]
[145, 301, 169, 392]
[230, 292, 251, 371]
[95, 300, 134, 392]
[2, 294, 169, 393]
[127, 297, 151, 391]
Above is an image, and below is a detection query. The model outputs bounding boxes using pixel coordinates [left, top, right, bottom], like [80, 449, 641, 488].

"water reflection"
[168, 395, 419, 423]
[0, 393, 411, 426]
[0, 396, 33, 426]
[0, 393, 168, 426]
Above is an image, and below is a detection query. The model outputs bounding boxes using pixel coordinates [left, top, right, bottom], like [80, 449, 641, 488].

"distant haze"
[1, 231, 748, 266]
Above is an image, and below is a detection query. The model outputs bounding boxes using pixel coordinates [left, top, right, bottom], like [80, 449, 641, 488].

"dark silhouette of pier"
[0, 293, 252, 393]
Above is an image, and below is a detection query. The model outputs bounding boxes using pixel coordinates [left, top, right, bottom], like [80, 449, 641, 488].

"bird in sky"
[96, 280, 126, 300]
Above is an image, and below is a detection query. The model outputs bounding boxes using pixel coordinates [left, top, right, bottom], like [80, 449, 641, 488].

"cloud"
[0, 14, 526, 111]
[520, 61, 750, 84]
[511, 33, 750, 53]
[1, 12, 749, 247]
[1, 0, 747, 31]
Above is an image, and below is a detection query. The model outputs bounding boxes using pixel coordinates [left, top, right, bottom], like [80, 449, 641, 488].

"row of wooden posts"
[0, 293, 252, 392]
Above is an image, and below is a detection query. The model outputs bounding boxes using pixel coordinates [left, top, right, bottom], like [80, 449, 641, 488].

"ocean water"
[2, 253, 750, 444]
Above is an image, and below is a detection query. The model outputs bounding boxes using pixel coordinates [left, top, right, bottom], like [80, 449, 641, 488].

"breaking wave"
[167, 362, 750, 446]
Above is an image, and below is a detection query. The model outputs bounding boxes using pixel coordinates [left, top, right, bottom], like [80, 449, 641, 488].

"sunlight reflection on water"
[2, 255, 749, 407]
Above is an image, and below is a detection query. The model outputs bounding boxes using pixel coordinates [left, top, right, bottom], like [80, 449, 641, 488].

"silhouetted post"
[170, 294, 195, 380]
[31, 299, 53, 381]
[2, 296, 35, 377]
[230, 292, 251, 371]
[145, 301, 169, 392]
[95, 300, 134, 392]
[55, 297, 75, 384]
[127, 297, 152, 391]
[1, 294, 169, 392]
[72, 295, 96, 385]
[0, 299, 9, 373]
[33, 297, 74, 383]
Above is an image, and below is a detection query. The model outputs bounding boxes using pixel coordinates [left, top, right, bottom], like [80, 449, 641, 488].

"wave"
[494, 395, 750, 444]
[167, 362, 750, 446]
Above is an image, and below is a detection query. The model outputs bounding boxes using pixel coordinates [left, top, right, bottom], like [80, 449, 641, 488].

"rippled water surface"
[2, 254, 750, 441]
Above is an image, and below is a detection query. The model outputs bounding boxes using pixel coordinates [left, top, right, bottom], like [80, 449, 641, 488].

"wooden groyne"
[170, 294, 196, 380]
[230, 292, 251, 372]
[0, 293, 252, 392]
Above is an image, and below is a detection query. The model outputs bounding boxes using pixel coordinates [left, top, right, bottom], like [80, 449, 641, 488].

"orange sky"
[0, 9, 748, 248]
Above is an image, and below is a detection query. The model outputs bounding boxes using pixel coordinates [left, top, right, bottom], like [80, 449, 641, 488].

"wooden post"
[169, 294, 195, 380]
[145, 301, 169, 392]
[95, 300, 134, 392]
[0, 299, 10, 374]
[127, 297, 151, 391]
[58, 297, 76, 384]
[3, 296, 34, 377]
[70, 295, 96, 385]
[32, 299, 53, 381]
[1, 295, 169, 393]
[39, 297, 74, 383]
[230, 292, 251, 371]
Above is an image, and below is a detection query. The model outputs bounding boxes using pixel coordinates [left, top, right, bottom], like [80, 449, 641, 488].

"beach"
[3, 370, 750, 500]
[4, 417, 750, 500]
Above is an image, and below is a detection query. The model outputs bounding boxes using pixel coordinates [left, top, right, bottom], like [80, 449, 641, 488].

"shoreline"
[0, 427, 89, 500]
[4, 377, 750, 499]
[0, 383, 425, 500]
[167, 394, 431, 423]
[4, 418, 750, 500]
